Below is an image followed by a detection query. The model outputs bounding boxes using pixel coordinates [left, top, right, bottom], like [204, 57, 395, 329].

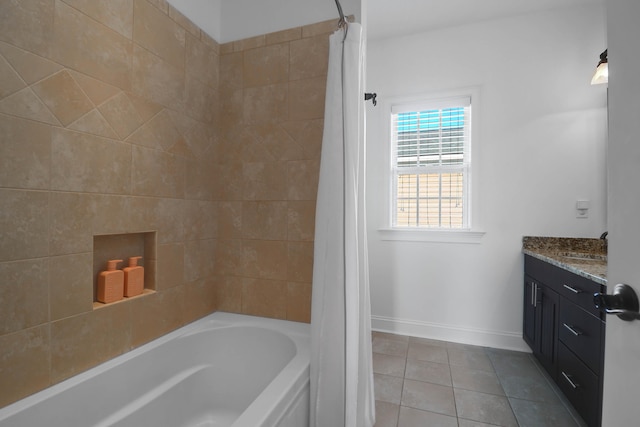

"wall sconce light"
[591, 49, 608, 85]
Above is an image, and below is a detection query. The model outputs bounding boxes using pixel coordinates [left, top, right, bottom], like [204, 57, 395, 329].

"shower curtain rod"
[332, 0, 377, 106]
[334, 0, 348, 26]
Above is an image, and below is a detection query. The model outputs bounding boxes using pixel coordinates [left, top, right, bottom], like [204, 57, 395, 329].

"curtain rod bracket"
[334, 0, 348, 28]
[364, 93, 377, 106]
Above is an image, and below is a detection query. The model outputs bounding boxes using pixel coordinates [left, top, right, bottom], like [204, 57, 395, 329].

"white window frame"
[378, 87, 484, 243]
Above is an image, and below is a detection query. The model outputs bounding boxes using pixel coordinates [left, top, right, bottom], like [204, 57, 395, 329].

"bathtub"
[0, 312, 311, 427]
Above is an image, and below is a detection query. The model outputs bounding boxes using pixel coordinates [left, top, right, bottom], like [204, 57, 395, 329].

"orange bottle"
[123, 256, 144, 297]
[97, 260, 124, 303]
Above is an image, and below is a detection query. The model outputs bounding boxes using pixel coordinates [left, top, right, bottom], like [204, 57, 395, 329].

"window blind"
[391, 96, 471, 229]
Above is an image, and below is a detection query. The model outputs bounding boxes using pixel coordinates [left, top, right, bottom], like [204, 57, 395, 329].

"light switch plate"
[576, 200, 590, 218]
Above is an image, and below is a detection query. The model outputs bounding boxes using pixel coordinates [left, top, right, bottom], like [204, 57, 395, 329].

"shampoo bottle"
[97, 259, 124, 303]
[123, 256, 144, 297]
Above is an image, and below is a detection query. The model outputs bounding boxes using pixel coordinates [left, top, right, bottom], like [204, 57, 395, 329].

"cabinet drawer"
[555, 268, 604, 318]
[525, 255, 605, 318]
[559, 299, 604, 374]
[558, 343, 600, 427]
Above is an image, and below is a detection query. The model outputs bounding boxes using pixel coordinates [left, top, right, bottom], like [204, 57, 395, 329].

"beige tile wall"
[0, 0, 334, 409]
[0, 0, 221, 408]
[215, 20, 334, 323]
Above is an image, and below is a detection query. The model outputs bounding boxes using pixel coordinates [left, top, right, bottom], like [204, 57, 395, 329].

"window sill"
[377, 228, 486, 243]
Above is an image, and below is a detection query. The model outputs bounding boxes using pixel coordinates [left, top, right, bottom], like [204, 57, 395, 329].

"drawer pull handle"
[563, 284, 582, 294]
[563, 323, 582, 336]
[562, 371, 580, 389]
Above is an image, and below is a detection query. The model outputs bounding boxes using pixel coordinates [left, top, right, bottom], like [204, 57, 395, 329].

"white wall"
[167, 0, 222, 41]
[365, 4, 607, 350]
[168, 0, 362, 43]
[221, 0, 361, 42]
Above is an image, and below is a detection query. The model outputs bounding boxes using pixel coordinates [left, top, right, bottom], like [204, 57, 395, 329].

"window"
[391, 96, 471, 229]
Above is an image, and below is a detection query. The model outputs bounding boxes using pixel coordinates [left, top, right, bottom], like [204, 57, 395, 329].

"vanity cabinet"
[523, 254, 606, 427]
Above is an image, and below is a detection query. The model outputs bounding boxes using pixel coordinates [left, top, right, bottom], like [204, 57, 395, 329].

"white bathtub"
[0, 312, 311, 427]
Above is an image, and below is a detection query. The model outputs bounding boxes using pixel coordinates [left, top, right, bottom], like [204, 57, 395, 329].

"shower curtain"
[309, 22, 375, 427]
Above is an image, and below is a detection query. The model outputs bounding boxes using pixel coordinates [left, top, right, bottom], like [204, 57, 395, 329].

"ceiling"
[366, 0, 604, 41]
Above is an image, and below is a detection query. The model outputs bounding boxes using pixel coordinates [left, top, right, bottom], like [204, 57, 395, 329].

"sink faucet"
[600, 231, 608, 253]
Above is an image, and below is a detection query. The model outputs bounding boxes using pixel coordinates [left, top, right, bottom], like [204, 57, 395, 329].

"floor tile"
[373, 331, 410, 343]
[401, 379, 456, 417]
[373, 352, 407, 378]
[446, 341, 484, 351]
[487, 349, 559, 403]
[374, 373, 404, 405]
[372, 331, 584, 427]
[374, 400, 399, 427]
[398, 406, 458, 427]
[373, 336, 409, 357]
[448, 347, 494, 372]
[509, 397, 581, 427]
[496, 368, 559, 402]
[409, 336, 448, 348]
[487, 348, 537, 377]
[407, 342, 449, 364]
[404, 359, 452, 386]
[454, 388, 518, 427]
[451, 364, 505, 396]
[536, 370, 588, 426]
[458, 419, 503, 427]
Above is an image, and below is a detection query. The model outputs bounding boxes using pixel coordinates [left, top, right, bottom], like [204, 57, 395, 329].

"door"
[601, 0, 640, 424]
[537, 285, 559, 378]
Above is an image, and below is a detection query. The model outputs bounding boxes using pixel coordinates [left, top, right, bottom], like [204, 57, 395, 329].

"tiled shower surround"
[0, 0, 332, 407]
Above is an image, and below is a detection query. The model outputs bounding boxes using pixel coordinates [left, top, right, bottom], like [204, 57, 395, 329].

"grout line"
[485, 347, 520, 426]
[528, 354, 587, 427]
[387, 332, 582, 427]
[447, 350, 460, 423]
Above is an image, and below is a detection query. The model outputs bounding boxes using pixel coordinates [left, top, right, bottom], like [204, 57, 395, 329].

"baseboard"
[371, 315, 531, 352]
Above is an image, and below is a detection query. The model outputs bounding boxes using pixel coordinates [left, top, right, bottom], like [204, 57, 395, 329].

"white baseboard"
[371, 315, 531, 353]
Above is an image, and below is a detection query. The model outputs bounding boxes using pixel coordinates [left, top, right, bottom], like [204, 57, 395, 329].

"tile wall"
[0, 0, 332, 408]
[215, 20, 333, 322]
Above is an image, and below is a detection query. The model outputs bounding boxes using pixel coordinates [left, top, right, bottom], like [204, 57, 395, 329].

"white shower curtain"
[310, 22, 375, 427]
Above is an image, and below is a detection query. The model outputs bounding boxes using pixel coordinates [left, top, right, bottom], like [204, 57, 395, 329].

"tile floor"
[372, 331, 588, 427]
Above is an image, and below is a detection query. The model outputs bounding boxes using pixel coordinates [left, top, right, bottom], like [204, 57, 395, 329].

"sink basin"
[557, 251, 607, 262]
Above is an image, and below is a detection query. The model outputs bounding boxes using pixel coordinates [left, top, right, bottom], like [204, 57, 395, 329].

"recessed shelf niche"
[93, 232, 157, 308]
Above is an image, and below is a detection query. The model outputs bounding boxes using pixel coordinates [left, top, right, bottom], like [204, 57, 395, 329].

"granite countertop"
[523, 236, 607, 285]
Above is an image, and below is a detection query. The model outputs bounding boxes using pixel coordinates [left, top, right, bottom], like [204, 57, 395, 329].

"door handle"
[594, 284, 640, 321]
[531, 282, 535, 306]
